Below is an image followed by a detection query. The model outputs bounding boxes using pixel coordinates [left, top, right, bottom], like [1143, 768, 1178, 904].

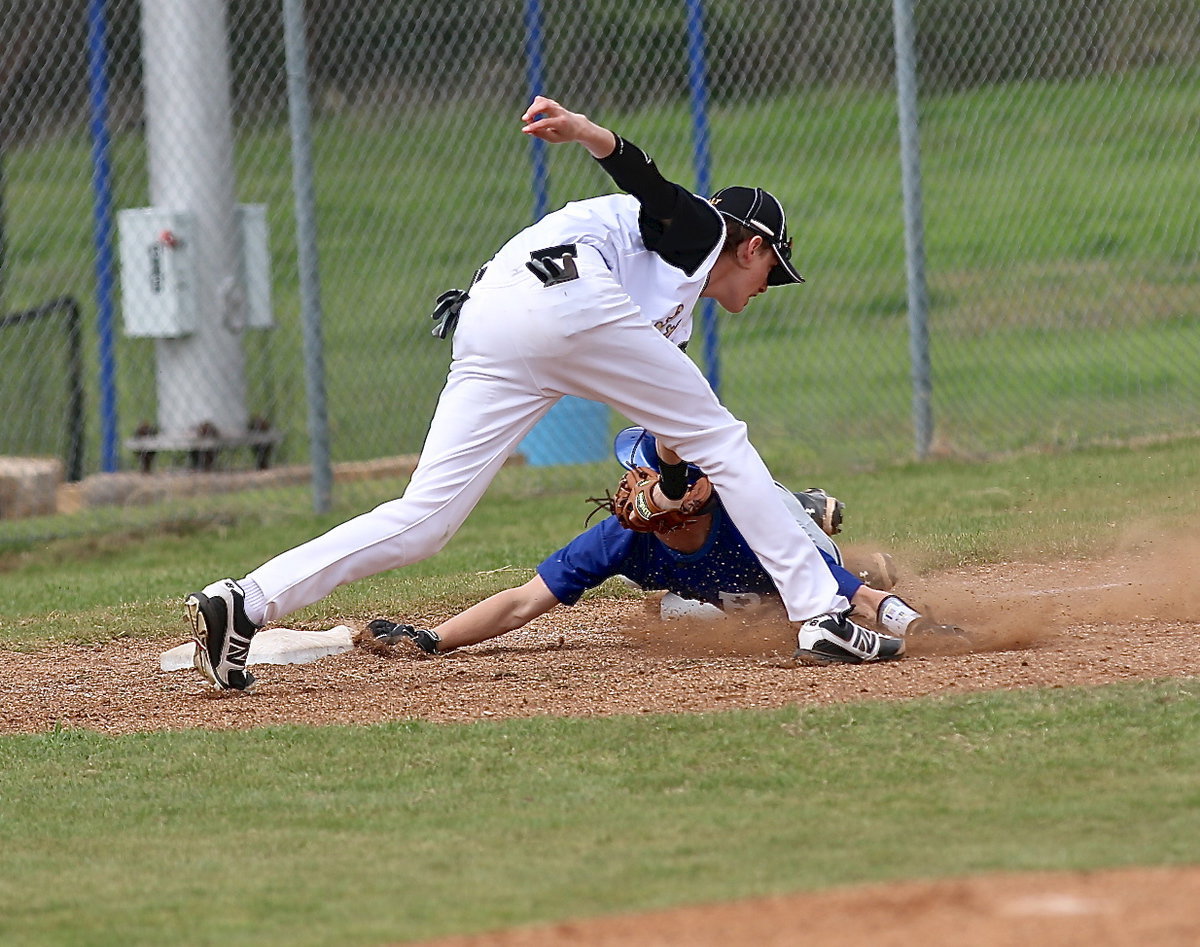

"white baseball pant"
[248, 245, 848, 624]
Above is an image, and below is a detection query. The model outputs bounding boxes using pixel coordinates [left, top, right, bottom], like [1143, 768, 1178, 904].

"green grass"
[2, 680, 1198, 945]
[1, 440, 1198, 942]
[2, 67, 1197, 480]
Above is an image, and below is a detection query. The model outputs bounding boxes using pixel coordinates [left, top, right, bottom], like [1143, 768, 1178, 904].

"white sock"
[877, 595, 921, 636]
[239, 577, 268, 627]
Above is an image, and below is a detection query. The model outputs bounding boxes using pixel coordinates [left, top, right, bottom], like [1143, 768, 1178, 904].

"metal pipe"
[892, 0, 933, 459]
[282, 0, 332, 512]
[139, 0, 249, 440]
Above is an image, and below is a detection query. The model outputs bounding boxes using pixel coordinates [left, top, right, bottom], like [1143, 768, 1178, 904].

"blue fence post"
[524, 0, 549, 221]
[685, 0, 719, 395]
[87, 0, 119, 472]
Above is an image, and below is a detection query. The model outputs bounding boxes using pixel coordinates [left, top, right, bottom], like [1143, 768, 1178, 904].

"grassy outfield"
[1, 682, 1198, 945]
[1, 441, 1199, 942]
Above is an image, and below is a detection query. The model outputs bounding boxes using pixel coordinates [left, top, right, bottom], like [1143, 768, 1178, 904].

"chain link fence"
[1, 0, 1197, 541]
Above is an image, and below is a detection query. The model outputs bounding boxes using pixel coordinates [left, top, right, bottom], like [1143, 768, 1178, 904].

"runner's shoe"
[186, 578, 260, 690]
[793, 487, 844, 536]
[794, 612, 906, 665]
[849, 551, 898, 591]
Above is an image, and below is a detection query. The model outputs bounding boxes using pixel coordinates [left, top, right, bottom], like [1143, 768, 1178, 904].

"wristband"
[658, 459, 689, 501]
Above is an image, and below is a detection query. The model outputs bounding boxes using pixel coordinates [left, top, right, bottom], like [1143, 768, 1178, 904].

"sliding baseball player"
[368, 427, 958, 664]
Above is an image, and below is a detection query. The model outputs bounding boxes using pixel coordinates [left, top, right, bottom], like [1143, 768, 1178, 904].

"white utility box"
[118, 204, 272, 338]
[118, 208, 197, 338]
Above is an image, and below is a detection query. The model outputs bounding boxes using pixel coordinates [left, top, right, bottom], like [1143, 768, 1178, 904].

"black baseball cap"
[709, 185, 804, 286]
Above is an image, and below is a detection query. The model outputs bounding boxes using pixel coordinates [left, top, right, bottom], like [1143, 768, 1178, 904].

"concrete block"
[0, 456, 63, 520]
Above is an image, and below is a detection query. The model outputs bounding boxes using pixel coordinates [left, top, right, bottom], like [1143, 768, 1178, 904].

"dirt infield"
[4, 534, 1199, 944]
[413, 866, 1200, 946]
[6, 533, 1199, 735]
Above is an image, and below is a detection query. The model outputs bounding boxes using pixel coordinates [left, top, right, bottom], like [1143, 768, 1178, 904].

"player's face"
[704, 238, 778, 313]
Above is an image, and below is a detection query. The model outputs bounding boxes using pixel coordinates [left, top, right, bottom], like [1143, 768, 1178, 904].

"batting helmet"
[612, 427, 707, 483]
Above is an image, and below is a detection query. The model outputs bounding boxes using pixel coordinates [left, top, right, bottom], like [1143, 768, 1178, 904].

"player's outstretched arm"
[521, 96, 716, 256]
[431, 575, 563, 650]
[521, 95, 617, 158]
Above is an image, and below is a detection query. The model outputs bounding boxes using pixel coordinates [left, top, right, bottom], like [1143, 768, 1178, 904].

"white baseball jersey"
[243, 133, 847, 630]
[486, 193, 725, 346]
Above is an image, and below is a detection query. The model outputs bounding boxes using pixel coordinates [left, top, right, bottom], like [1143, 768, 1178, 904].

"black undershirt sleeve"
[596, 135, 724, 276]
[657, 459, 690, 501]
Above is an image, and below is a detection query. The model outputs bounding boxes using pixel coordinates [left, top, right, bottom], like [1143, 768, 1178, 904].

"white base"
[660, 592, 725, 622]
[160, 625, 355, 672]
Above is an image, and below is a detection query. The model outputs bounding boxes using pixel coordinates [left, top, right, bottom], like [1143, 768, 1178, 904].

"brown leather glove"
[612, 466, 714, 533]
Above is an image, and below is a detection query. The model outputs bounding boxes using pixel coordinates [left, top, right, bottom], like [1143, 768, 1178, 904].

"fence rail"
[0, 296, 84, 482]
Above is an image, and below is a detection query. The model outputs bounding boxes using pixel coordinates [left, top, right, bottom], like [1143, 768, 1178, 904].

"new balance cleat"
[367, 619, 442, 655]
[186, 578, 260, 691]
[794, 612, 906, 665]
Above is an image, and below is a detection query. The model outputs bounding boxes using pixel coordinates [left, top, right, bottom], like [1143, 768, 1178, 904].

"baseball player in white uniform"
[186, 95, 903, 691]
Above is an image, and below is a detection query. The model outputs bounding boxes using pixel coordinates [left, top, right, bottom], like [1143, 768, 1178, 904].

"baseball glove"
[608, 466, 714, 533]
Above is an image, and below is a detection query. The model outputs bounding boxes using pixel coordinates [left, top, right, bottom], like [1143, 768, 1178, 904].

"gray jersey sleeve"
[774, 482, 843, 565]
